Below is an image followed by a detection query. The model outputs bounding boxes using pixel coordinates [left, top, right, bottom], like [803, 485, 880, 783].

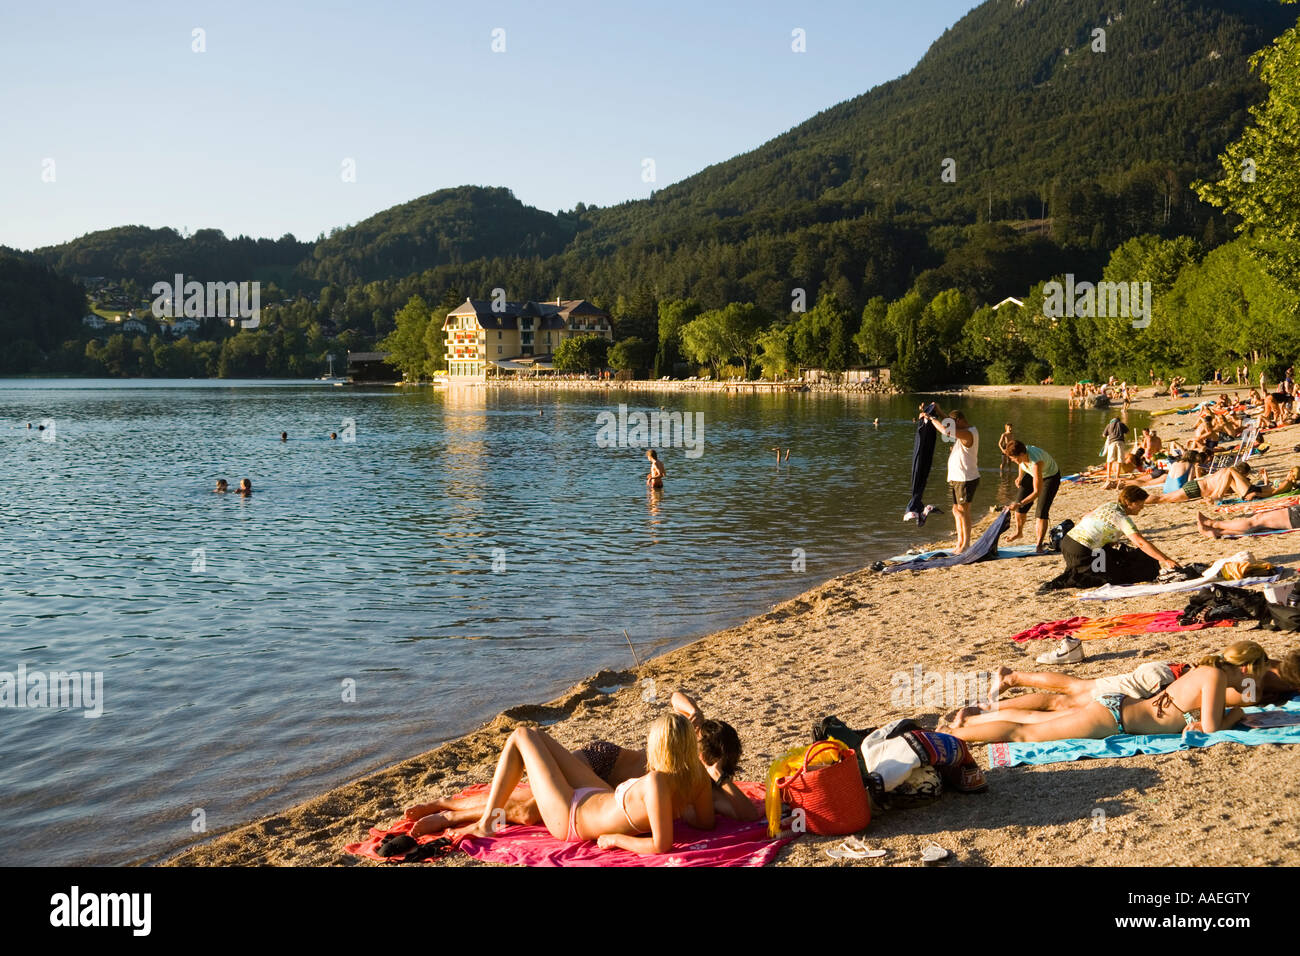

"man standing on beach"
[923, 405, 979, 552]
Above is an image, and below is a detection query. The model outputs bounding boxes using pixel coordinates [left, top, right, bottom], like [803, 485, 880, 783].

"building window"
[498, 331, 502, 339]
[498, 346, 502, 354]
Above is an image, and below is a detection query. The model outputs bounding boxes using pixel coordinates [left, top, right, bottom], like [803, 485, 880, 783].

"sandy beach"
[166, 384, 1300, 867]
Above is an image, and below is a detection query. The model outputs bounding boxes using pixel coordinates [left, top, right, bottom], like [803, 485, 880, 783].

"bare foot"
[989, 666, 1013, 700]
[1196, 513, 1222, 539]
[946, 705, 983, 728]
[404, 799, 449, 821]
[449, 821, 494, 841]
[410, 812, 453, 837]
[1006, 530, 1023, 543]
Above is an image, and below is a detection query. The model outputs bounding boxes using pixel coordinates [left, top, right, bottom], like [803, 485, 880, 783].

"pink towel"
[347, 782, 792, 867]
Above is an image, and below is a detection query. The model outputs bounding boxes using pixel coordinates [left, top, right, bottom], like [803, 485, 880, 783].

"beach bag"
[1046, 518, 1074, 552]
[774, 740, 870, 837]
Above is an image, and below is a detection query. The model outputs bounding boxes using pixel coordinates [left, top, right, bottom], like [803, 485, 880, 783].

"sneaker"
[903, 511, 919, 522]
[922, 504, 943, 518]
[1036, 637, 1085, 665]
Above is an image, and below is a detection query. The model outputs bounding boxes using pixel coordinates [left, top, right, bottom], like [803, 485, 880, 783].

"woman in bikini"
[942, 648, 1299, 728]
[452, 712, 713, 854]
[946, 641, 1269, 744]
[646, 449, 665, 489]
[405, 692, 760, 834]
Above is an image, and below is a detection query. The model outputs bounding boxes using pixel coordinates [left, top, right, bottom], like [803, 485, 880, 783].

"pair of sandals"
[824, 838, 952, 864]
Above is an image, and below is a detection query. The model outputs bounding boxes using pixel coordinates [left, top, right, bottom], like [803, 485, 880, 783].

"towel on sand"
[345, 781, 790, 867]
[883, 510, 1011, 573]
[987, 699, 1300, 768]
[887, 543, 1041, 563]
[1010, 610, 1236, 642]
[1076, 556, 1287, 601]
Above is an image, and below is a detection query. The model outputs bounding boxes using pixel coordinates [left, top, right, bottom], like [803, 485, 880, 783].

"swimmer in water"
[214, 479, 229, 494]
[330, 432, 338, 440]
[281, 432, 288, 442]
[646, 449, 665, 489]
[237, 478, 253, 496]
[873, 418, 879, 428]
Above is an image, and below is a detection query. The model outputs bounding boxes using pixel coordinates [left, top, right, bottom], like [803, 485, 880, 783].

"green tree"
[655, 299, 702, 377]
[921, 288, 973, 372]
[789, 292, 852, 373]
[1195, 6, 1300, 251]
[680, 302, 769, 377]
[377, 294, 432, 381]
[607, 336, 653, 376]
[756, 324, 796, 379]
[854, 297, 894, 366]
[554, 333, 609, 373]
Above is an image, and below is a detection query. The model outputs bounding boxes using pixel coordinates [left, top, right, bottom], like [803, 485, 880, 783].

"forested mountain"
[9, 0, 1299, 381]
[577, 0, 1294, 249]
[300, 186, 579, 285]
[0, 255, 87, 373]
[27, 226, 312, 289]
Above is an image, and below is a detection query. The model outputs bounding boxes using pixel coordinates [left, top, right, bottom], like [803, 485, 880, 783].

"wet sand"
[166, 386, 1300, 866]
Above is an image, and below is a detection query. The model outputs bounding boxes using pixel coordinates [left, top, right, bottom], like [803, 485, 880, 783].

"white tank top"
[948, 424, 980, 482]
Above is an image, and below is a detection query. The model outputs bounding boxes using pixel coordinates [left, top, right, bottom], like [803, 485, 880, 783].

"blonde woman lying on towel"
[451, 713, 713, 854]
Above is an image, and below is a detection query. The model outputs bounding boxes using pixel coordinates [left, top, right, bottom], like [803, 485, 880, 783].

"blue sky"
[1, 0, 979, 250]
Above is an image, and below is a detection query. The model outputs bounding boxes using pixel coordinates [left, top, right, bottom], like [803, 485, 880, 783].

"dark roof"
[445, 298, 610, 330]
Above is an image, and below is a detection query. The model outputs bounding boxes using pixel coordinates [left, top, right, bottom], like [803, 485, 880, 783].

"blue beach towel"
[886, 543, 1042, 563]
[987, 698, 1300, 768]
[883, 509, 1011, 573]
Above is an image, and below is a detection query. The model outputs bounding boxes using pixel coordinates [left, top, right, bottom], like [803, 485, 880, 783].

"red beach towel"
[345, 781, 792, 867]
[1011, 611, 1235, 642]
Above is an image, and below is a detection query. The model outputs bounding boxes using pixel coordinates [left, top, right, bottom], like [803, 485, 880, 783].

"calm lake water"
[0, 380, 1146, 865]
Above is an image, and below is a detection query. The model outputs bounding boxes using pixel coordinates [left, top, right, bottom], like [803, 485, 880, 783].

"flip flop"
[921, 843, 952, 864]
[825, 837, 887, 860]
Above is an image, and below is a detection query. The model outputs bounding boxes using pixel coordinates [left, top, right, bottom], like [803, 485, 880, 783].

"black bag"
[1046, 518, 1075, 552]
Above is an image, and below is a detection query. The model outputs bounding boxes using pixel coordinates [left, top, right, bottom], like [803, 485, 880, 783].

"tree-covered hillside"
[300, 185, 579, 285]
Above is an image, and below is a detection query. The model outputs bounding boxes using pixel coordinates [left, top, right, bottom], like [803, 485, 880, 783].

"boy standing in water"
[997, 422, 1015, 469]
[646, 449, 665, 489]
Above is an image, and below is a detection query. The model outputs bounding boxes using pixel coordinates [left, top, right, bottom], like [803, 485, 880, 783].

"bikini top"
[1152, 690, 1203, 727]
[613, 776, 643, 831]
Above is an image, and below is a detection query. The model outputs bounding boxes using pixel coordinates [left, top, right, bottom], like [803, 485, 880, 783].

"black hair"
[698, 719, 742, 783]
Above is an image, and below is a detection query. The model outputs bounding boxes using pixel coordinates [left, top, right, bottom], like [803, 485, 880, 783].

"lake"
[0, 379, 1145, 864]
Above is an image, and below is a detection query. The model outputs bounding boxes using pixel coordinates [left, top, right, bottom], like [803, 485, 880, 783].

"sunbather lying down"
[1197, 503, 1300, 539]
[939, 649, 1300, 730]
[943, 642, 1290, 744]
[1146, 462, 1254, 505]
[403, 691, 761, 837]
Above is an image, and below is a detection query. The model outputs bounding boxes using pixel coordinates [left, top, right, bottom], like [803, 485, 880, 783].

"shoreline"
[167, 386, 1300, 867]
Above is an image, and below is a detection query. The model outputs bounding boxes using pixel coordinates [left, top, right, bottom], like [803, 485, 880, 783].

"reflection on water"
[0, 380, 1144, 865]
